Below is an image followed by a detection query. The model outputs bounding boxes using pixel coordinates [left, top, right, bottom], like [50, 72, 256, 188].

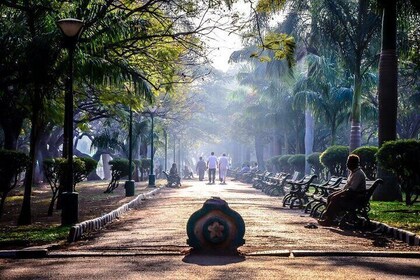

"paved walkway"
[1, 179, 420, 280]
[64, 179, 417, 253]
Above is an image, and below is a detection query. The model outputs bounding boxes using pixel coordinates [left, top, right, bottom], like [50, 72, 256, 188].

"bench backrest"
[365, 179, 383, 200]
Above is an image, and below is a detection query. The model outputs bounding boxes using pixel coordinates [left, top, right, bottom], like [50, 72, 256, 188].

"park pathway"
[63, 179, 415, 254]
[2, 179, 420, 280]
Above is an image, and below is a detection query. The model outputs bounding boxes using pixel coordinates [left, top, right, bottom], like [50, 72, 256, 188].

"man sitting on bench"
[318, 154, 367, 226]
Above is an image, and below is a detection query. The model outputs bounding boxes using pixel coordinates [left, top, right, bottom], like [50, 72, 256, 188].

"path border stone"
[67, 187, 162, 242]
[371, 221, 420, 246]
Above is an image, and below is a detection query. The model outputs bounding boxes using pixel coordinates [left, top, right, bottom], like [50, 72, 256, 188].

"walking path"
[63, 179, 418, 254]
[1, 179, 420, 280]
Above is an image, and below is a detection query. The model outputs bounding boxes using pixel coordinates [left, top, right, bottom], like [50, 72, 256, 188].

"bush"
[266, 155, 282, 172]
[0, 150, 29, 218]
[278, 155, 292, 173]
[352, 146, 378, 180]
[376, 139, 420, 205]
[74, 157, 98, 184]
[105, 158, 134, 193]
[43, 157, 98, 216]
[139, 158, 151, 170]
[307, 152, 326, 180]
[320, 146, 349, 177]
[288, 154, 305, 174]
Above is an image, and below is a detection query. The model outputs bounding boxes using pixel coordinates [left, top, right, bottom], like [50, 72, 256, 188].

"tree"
[293, 55, 353, 146]
[373, 0, 419, 201]
[0, 150, 29, 219]
[0, 0, 233, 224]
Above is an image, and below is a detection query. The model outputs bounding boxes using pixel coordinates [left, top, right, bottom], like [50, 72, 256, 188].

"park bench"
[303, 176, 343, 215]
[312, 179, 383, 228]
[252, 171, 272, 190]
[162, 171, 181, 188]
[262, 173, 291, 196]
[282, 174, 318, 209]
[337, 178, 383, 228]
[227, 167, 240, 178]
[240, 169, 258, 184]
[286, 171, 300, 184]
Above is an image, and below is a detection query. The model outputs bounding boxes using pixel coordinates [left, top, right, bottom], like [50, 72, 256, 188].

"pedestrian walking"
[207, 152, 218, 184]
[218, 153, 229, 184]
[196, 156, 207, 181]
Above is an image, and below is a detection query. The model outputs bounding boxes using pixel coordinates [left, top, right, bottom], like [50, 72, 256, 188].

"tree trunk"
[254, 134, 265, 170]
[0, 116, 24, 150]
[304, 109, 314, 174]
[18, 97, 42, 225]
[373, 1, 402, 201]
[349, 65, 362, 152]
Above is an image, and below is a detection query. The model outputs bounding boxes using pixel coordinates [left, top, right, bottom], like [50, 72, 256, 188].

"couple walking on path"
[206, 152, 229, 184]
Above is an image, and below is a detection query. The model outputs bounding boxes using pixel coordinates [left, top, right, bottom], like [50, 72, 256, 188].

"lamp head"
[57, 18, 84, 39]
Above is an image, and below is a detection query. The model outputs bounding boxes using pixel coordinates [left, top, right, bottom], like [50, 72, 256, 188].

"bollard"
[186, 197, 245, 255]
[125, 180, 135, 197]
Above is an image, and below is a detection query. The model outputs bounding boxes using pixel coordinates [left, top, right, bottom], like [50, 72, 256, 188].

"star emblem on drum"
[207, 221, 225, 239]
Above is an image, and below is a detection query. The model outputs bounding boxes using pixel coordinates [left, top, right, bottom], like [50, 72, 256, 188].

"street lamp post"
[125, 107, 135, 196]
[148, 106, 157, 187]
[57, 18, 84, 225]
[164, 129, 168, 172]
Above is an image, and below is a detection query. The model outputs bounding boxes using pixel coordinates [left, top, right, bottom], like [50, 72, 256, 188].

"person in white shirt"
[207, 152, 218, 184]
[318, 154, 367, 226]
[218, 153, 229, 184]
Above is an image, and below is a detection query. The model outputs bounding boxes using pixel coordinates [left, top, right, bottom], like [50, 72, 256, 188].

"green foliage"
[0, 149, 29, 218]
[320, 146, 349, 177]
[43, 157, 98, 215]
[376, 140, 420, 205]
[352, 146, 378, 180]
[288, 154, 305, 174]
[109, 159, 133, 178]
[266, 155, 282, 172]
[262, 32, 296, 68]
[278, 155, 292, 173]
[256, 0, 287, 13]
[0, 150, 29, 192]
[105, 158, 135, 193]
[139, 158, 152, 170]
[75, 157, 98, 183]
[0, 225, 71, 245]
[43, 158, 64, 188]
[307, 152, 326, 179]
[370, 201, 420, 235]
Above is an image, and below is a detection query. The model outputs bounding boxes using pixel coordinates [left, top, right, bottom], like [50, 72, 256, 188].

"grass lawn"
[370, 201, 420, 235]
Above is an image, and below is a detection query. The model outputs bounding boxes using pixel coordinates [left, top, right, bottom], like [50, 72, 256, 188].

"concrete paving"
[1, 179, 419, 279]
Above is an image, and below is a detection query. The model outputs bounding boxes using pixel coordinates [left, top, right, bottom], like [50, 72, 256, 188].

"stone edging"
[67, 187, 162, 243]
[371, 220, 420, 246]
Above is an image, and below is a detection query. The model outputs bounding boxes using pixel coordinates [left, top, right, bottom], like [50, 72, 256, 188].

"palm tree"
[373, 0, 419, 201]
[293, 55, 353, 146]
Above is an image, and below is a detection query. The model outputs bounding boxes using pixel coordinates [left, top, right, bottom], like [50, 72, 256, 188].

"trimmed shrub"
[266, 155, 282, 172]
[307, 152, 326, 180]
[376, 139, 420, 205]
[140, 158, 151, 170]
[288, 154, 305, 174]
[278, 155, 292, 173]
[74, 157, 98, 184]
[320, 146, 349, 177]
[105, 158, 134, 193]
[44, 157, 98, 216]
[352, 146, 378, 180]
[0, 150, 29, 219]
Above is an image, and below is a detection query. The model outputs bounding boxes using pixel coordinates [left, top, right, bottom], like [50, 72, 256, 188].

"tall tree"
[373, 0, 419, 201]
